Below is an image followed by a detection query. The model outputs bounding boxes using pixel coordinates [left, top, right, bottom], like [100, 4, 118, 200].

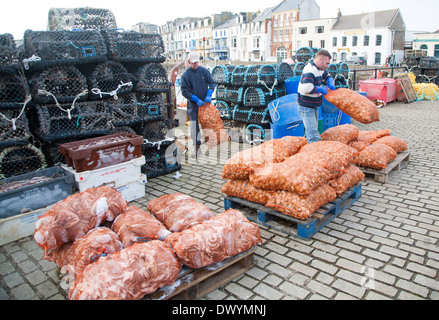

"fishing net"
[29, 65, 88, 104]
[211, 64, 236, 85]
[47, 7, 117, 31]
[214, 100, 232, 120]
[0, 33, 18, 70]
[0, 143, 47, 179]
[86, 61, 133, 100]
[0, 71, 30, 108]
[22, 29, 107, 70]
[134, 63, 169, 93]
[295, 47, 315, 63]
[141, 140, 181, 179]
[294, 62, 305, 76]
[0, 109, 31, 148]
[136, 93, 166, 122]
[232, 105, 270, 124]
[275, 63, 294, 82]
[101, 30, 165, 63]
[243, 84, 286, 107]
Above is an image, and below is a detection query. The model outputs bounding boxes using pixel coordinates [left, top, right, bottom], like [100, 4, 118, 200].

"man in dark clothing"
[180, 51, 216, 157]
[297, 49, 335, 143]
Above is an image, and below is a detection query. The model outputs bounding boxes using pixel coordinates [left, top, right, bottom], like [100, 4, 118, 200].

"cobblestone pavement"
[1, 100, 438, 300]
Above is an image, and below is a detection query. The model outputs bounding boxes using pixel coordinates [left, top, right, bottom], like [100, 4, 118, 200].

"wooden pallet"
[359, 151, 411, 183]
[395, 74, 417, 103]
[144, 247, 256, 300]
[224, 183, 362, 240]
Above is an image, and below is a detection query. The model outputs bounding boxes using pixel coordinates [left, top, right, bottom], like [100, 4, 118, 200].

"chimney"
[337, 8, 342, 18]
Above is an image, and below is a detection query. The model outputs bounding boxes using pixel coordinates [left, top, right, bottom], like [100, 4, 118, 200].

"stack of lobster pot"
[18, 25, 180, 180]
[0, 33, 47, 178]
[212, 63, 290, 144]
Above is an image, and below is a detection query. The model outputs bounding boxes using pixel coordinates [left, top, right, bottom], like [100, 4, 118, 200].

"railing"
[350, 66, 409, 91]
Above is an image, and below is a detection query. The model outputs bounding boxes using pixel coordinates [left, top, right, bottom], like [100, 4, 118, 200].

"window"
[333, 37, 337, 46]
[232, 38, 237, 48]
[274, 30, 278, 42]
[435, 45, 439, 58]
[364, 35, 369, 46]
[420, 44, 428, 51]
[276, 46, 287, 60]
[342, 36, 347, 46]
[321, 40, 325, 49]
[332, 52, 337, 61]
[376, 35, 382, 46]
[375, 52, 381, 64]
[309, 40, 313, 47]
[352, 36, 358, 47]
[315, 26, 324, 34]
[299, 27, 307, 34]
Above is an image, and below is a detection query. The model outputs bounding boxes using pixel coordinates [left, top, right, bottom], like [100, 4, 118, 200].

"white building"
[328, 9, 406, 65]
[291, 17, 337, 53]
[249, 8, 273, 62]
[412, 31, 439, 58]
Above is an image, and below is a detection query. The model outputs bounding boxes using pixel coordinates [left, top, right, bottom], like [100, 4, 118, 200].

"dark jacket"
[298, 61, 331, 108]
[181, 66, 216, 109]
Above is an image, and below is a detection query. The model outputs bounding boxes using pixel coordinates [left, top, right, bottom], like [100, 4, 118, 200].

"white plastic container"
[116, 174, 147, 202]
[63, 156, 145, 192]
[0, 204, 53, 246]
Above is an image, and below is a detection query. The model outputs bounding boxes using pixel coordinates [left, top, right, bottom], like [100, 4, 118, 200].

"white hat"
[188, 51, 199, 63]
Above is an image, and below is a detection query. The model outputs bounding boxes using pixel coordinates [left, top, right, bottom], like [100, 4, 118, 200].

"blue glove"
[327, 77, 336, 91]
[315, 86, 328, 95]
[190, 94, 204, 107]
[204, 89, 213, 103]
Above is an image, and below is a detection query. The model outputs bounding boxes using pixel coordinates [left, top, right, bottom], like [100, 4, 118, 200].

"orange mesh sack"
[353, 143, 397, 169]
[221, 179, 274, 205]
[112, 206, 171, 247]
[164, 209, 261, 269]
[375, 136, 408, 153]
[328, 165, 365, 196]
[198, 102, 230, 148]
[147, 193, 214, 232]
[321, 124, 359, 144]
[276, 136, 308, 156]
[222, 139, 293, 180]
[34, 186, 128, 256]
[49, 227, 123, 281]
[68, 241, 181, 300]
[299, 141, 359, 166]
[266, 184, 337, 220]
[324, 88, 380, 124]
[249, 154, 332, 195]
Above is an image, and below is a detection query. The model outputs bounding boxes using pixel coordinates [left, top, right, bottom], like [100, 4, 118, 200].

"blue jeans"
[298, 106, 321, 143]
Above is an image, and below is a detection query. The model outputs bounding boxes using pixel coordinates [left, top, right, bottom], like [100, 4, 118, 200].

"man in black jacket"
[181, 51, 216, 158]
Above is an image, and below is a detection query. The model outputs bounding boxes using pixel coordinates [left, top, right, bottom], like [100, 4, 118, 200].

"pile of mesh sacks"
[221, 126, 408, 221]
[221, 136, 365, 221]
[34, 186, 261, 300]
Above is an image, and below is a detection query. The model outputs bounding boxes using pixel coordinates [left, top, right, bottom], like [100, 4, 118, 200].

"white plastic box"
[62, 156, 146, 192]
[116, 174, 147, 202]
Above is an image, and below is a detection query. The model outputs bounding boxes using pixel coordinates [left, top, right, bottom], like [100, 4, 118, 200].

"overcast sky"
[0, 0, 437, 39]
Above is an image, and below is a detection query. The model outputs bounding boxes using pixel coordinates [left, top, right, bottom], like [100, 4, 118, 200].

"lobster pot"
[40, 136, 79, 166]
[48, 7, 117, 31]
[334, 75, 349, 89]
[231, 65, 247, 87]
[0, 143, 47, 179]
[294, 63, 305, 76]
[32, 100, 111, 142]
[101, 30, 165, 63]
[136, 118, 170, 143]
[275, 63, 294, 82]
[0, 110, 31, 148]
[245, 124, 269, 145]
[327, 64, 339, 79]
[211, 65, 236, 85]
[224, 86, 244, 104]
[29, 65, 87, 104]
[216, 85, 226, 100]
[0, 33, 17, 69]
[22, 29, 107, 70]
[134, 63, 169, 93]
[243, 84, 286, 107]
[214, 100, 232, 120]
[245, 65, 276, 87]
[141, 140, 181, 179]
[107, 93, 139, 127]
[232, 105, 271, 125]
[136, 93, 166, 122]
[86, 61, 132, 100]
[339, 63, 350, 78]
[296, 47, 315, 63]
[0, 72, 30, 109]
